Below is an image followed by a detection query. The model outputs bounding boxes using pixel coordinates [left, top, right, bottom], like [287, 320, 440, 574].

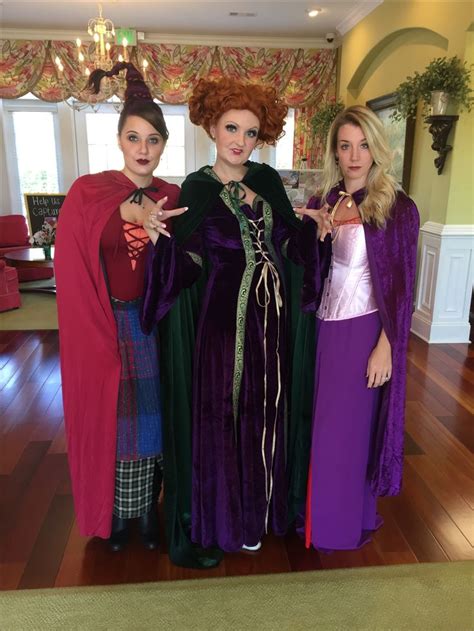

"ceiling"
[1, 0, 383, 44]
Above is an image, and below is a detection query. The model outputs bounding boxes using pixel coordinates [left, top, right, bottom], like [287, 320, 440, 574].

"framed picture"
[366, 93, 415, 193]
[278, 169, 323, 207]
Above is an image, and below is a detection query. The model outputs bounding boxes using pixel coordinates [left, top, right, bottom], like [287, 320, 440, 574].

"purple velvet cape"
[304, 182, 420, 496]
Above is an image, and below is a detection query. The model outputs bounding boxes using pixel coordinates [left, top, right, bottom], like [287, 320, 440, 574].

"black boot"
[138, 462, 162, 550]
[138, 507, 160, 550]
[108, 514, 129, 552]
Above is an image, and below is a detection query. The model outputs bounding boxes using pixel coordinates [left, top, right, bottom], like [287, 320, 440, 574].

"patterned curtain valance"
[0, 39, 337, 167]
[0, 39, 336, 107]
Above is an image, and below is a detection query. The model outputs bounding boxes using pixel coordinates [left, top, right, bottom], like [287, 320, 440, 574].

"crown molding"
[337, 0, 384, 36]
[421, 221, 474, 237]
[0, 28, 335, 50]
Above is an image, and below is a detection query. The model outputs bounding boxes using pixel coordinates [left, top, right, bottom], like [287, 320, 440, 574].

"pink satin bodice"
[317, 221, 378, 321]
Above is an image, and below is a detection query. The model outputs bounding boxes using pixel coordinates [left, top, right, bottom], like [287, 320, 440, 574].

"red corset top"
[100, 210, 150, 301]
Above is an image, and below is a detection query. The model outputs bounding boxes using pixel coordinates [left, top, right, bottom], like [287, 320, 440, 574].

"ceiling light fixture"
[229, 12, 257, 18]
[307, 9, 321, 18]
[86, 3, 116, 70]
[54, 4, 127, 112]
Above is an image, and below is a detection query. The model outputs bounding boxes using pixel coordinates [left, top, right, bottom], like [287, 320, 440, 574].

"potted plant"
[311, 99, 345, 140]
[392, 55, 473, 121]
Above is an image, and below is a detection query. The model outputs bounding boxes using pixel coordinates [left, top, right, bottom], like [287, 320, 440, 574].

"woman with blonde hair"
[297, 105, 419, 550]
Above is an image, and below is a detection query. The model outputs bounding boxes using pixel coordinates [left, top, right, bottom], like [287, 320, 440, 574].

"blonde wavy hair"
[320, 105, 399, 227]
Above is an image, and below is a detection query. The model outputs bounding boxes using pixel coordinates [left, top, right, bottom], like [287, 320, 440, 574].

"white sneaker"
[241, 541, 262, 551]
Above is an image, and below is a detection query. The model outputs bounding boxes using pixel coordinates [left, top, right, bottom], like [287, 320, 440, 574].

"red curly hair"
[188, 78, 288, 145]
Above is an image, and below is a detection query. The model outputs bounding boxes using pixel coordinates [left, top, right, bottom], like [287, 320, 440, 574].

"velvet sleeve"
[365, 195, 420, 350]
[270, 193, 324, 268]
[366, 193, 420, 497]
[141, 229, 203, 333]
[299, 196, 332, 313]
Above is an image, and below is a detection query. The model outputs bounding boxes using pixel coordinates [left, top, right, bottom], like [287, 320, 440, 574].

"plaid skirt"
[113, 456, 163, 518]
[112, 298, 163, 461]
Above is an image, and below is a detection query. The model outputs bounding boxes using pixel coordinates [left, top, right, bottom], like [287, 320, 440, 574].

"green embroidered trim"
[205, 166, 220, 182]
[186, 251, 203, 267]
[205, 166, 281, 434]
[261, 199, 282, 278]
[219, 185, 256, 431]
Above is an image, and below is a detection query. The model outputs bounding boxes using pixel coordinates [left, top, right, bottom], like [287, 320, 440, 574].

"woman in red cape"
[55, 63, 184, 552]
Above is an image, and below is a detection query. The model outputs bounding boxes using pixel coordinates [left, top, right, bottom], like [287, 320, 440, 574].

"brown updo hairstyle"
[87, 62, 169, 142]
[188, 78, 288, 145]
[117, 100, 169, 142]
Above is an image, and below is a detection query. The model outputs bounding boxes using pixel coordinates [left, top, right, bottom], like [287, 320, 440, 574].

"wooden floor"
[1, 330, 473, 590]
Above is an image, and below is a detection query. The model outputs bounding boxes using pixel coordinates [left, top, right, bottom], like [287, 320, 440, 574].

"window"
[275, 109, 295, 170]
[2, 97, 62, 213]
[85, 111, 122, 173]
[13, 112, 60, 197]
[158, 112, 185, 177]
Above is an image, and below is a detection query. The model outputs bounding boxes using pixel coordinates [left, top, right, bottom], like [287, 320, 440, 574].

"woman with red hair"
[143, 78, 315, 556]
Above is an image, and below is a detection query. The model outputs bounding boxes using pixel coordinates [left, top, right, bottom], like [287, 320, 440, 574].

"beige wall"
[339, 0, 474, 226]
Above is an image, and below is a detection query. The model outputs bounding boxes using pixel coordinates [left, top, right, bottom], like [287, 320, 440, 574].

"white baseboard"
[411, 312, 471, 344]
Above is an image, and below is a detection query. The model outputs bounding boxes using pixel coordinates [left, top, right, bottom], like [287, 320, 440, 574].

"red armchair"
[0, 259, 21, 312]
[0, 214, 30, 255]
[0, 214, 54, 282]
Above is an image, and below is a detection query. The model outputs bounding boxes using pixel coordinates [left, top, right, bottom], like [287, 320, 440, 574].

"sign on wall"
[24, 193, 66, 239]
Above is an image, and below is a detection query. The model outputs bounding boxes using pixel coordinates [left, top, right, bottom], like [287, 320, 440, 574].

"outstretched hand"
[295, 203, 332, 241]
[143, 196, 188, 244]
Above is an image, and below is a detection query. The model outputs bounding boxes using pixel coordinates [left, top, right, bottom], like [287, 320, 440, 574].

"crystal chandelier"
[53, 4, 149, 112]
[54, 4, 127, 111]
[87, 3, 115, 70]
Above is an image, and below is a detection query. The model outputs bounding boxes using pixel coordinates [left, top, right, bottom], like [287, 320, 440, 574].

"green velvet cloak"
[158, 162, 315, 568]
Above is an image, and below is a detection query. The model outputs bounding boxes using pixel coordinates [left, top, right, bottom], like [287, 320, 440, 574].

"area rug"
[0, 292, 58, 330]
[1, 561, 472, 630]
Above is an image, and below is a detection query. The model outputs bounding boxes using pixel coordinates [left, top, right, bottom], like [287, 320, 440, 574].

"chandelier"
[53, 4, 137, 111]
[87, 3, 116, 70]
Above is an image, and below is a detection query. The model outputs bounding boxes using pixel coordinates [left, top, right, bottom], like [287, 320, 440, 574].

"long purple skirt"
[305, 310, 383, 550]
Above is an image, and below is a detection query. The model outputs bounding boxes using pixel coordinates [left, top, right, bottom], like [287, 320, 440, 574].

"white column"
[411, 222, 473, 343]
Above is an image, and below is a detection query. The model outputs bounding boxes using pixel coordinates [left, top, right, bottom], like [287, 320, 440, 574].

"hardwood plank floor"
[0, 331, 472, 590]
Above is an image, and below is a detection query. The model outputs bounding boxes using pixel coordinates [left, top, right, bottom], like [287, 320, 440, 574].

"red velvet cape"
[55, 170, 180, 538]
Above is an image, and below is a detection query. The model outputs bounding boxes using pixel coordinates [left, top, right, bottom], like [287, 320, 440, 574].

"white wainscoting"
[411, 222, 473, 343]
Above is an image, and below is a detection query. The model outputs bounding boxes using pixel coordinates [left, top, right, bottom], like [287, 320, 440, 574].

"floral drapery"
[216, 47, 298, 91]
[136, 44, 216, 103]
[0, 39, 337, 167]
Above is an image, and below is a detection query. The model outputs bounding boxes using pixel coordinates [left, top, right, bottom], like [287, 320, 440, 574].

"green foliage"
[311, 100, 345, 139]
[392, 56, 473, 121]
[391, 72, 423, 121]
